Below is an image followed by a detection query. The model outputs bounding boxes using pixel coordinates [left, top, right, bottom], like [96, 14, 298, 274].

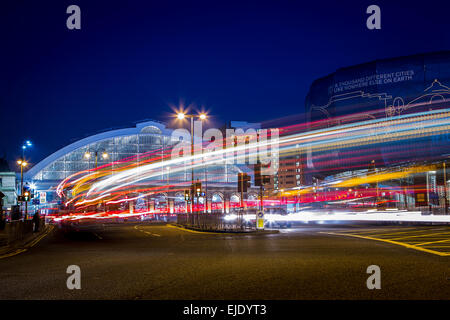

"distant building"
[0, 158, 17, 210]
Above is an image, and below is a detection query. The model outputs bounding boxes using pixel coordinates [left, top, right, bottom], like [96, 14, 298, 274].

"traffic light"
[190, 182, 202, 197]
[254, 162, 261, 186]
[195, 182, 202, 197]
[184, 189, 190, 201]
[245, 174, 251, 191]
[23, 191, 30, 202]
[254, 162, 270, 186]
[238, 173, 251, 192]
[238, 173, 244, 192]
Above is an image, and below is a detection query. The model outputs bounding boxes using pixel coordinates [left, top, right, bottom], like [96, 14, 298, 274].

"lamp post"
[176, 112, 207, 225]
[84, 150, 109, 211]
[204, 165, 208, 214]
[21, 140, 32, 159]
[166, 166, 170, 213]
[16, 159, 28, 219]
[444, 161, 448, 215]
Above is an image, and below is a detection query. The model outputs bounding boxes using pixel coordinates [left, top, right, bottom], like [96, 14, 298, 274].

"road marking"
[166, 224, 223, 235]
[135, 225, 162, 237]
[341, 227, 426, 235]
[388, 231, 450, 241]
[347, 228, 445, 238]
[28, 226, 53, 247]
[415, 239, 450, 246]
[423, 245, 450, 248]
[93, 233, 103, 240]
[321, 231, 450, 257]
[0, 248, 28, 259]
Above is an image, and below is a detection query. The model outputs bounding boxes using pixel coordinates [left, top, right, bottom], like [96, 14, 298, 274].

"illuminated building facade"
[25, 121, 174, 203]
[305, 51, 450, 177]
[24, 120, 259, 214]
[303, 51, 450, 211]
[0, 158, 17, 210]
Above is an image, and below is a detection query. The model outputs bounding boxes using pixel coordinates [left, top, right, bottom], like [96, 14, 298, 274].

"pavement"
[0, 224, 54, 258]
[0, 222, 448, 299]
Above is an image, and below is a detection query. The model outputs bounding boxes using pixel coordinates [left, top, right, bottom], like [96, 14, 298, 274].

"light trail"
[225, 210, 450, 223]
[56, 105, 450, 218]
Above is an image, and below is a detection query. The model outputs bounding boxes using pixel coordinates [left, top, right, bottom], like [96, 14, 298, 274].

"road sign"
[256, 211, 264, 230]
[39, 191, 47, 204]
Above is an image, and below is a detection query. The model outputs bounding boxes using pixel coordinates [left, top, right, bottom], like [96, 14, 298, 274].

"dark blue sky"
[1, 0, 450, 166]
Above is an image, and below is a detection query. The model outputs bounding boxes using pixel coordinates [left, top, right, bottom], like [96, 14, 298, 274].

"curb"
[0, 225, 54, 258]
[169, 223, 279, 235]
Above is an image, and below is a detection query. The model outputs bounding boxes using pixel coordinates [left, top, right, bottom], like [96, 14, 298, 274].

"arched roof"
[25, 120, 172, 180]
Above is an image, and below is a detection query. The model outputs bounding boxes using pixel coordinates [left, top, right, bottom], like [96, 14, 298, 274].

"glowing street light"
[17, 159, 27, 167]
[84, 150, 109, 169]
[21, 140, 33, 158]
[17, 159, 28, 218]
[177, 112, 185, 120]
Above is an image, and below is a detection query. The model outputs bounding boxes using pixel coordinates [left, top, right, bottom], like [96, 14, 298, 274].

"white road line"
[94, 233, 103, 240]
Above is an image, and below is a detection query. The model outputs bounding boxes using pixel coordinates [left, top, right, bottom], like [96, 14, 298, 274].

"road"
[0, 222, 448, 299]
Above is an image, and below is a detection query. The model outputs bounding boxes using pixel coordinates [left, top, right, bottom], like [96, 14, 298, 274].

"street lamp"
[17, 159, 27, 195]
[166, 166, 170, 184]
[21, 140, 32, 158]
[17, 159, 28, 219]
[166, 166, 170, 212]
[84, 150, 109, 212]
[443, 160, 448, 215]
[175, 111, 208, 221]
[84, 150, 109, 169]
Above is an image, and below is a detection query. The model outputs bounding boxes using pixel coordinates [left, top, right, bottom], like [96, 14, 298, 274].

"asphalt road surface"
[0, 222, 448, 299]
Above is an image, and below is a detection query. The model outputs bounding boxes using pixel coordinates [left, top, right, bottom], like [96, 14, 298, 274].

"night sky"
[1, 0, 449, 168]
